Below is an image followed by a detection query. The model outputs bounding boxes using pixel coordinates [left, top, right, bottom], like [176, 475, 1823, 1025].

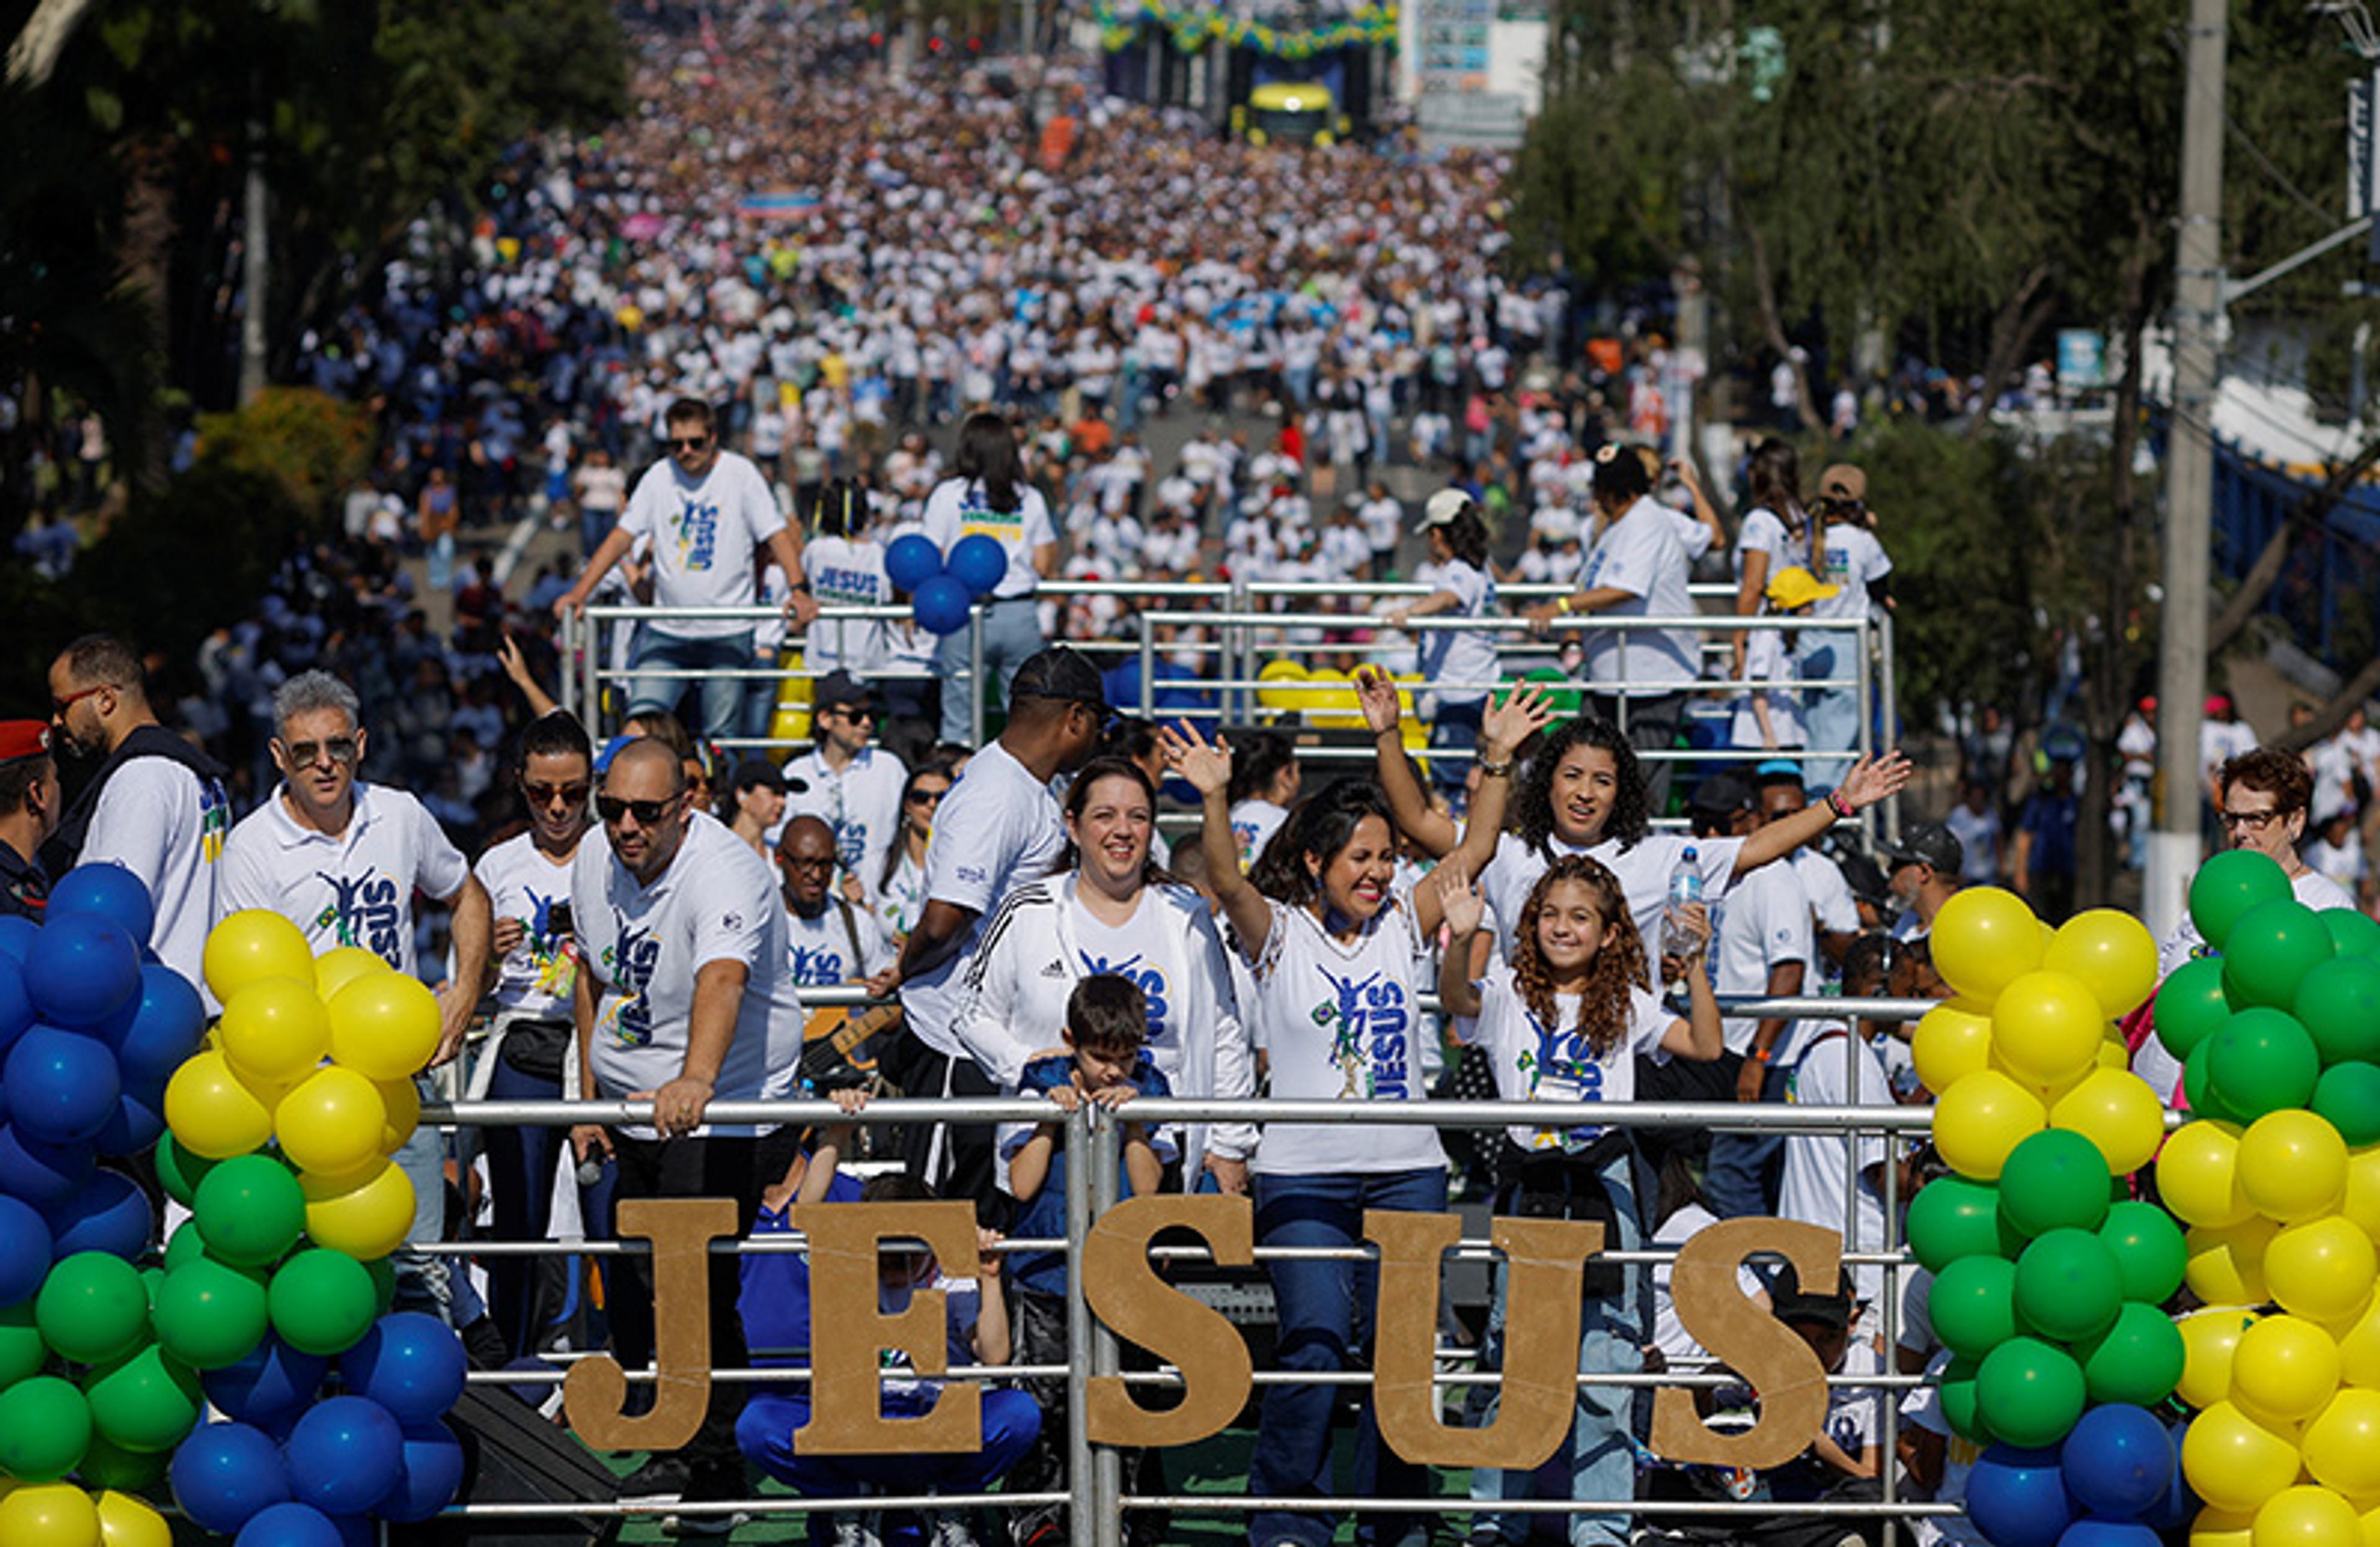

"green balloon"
[33, 1252, 149, 1367]
[2013, 1228, 2122, 1345]
[1929, 1255, 2019, 1360]
[82, 1344, 201, 1453]
[2076, 1300, 2187, 1406]
[2222, 899, 2335, 1011]
[0, 1373, 93, 1481]
[1975, 1336, 2087, 1449]
[1908, 1177, 2017, 1272]
[152, 1256, 269, 1372]
[161, 1219, 210, 1272]
[2097, 1201, 2188, 1305]
[2296, 955, 2380, 1066]
[153, 1133, 220, 1209]
[1998, 1130, 2113, 1239]
[1939, 1354, 1989, 1443]
[366, 1254, 397, 1318]
[2182, 1038, 2244, 1124]
[268, 1248, 380, 1357]
[75, 1431, 169, 1490]
[0, 1300, 48, 1388]
[2207, 1007, 2322, 1119]
[2314, 1062, 2380, 1147]
[192, 1154, 307, 1268]
[2321, 907, 2380, 958]
[2190, 849, 2293, 951]
[2154, 956, 2234, 1063]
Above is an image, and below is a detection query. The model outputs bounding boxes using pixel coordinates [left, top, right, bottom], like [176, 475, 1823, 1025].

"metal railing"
[409, 994, 2026, 1545]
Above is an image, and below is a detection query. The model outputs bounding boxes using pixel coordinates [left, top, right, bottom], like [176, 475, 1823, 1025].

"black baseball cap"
[731, 759, 806, 796]
[813, 670, 877, 716]
[1885, 822, 1963, 876]
[1010, 646, 1108, 713]
[1687, 772, 1758, 818]
[1768, 1261, 1856, 1328]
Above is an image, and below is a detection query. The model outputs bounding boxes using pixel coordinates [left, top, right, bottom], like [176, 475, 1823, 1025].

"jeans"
[1470, 1148, 1649, 1547]
[628, 628, 756, 748]
[736, 1387, 1039, 1509]
[480, 1044, 565, 1361]
[1249, 1166, 1450, 1547]
[932, 596, 1047, 746]
[1429, 696, 1484, 801]
[391, 1074, 452, 1323]
[1585, 692, 1688, 814]
[1797, 635, 1861, 791]
[1703, 1061, 1788, 1220]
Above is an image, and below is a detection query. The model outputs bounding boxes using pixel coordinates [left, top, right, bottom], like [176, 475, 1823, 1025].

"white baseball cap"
[1414, 488, 1476, 534]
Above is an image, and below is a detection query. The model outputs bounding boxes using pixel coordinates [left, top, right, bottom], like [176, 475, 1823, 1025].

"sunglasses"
[51, 684, 107, 716]
[669, 434, 713, 452]
[907, 788, 947, 807]
[524, 780, 591, 806]
[596, 793, 679, 826]
[824, 703, 878, 721]
[284, 737, 361, 769]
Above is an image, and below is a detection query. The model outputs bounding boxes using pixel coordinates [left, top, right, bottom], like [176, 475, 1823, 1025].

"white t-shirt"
[617, 449, 787, 640]
[920, 477, 1057, 601]
[1902, 1348, 1990, 1547]
[1809, 521, 1892, 623]
[871, 851, 927, 942]
[2304, 834, 2367, 893]
[783, 897, 892, 988]
[1732, 506, 1802, 583]
[216, 782, 469, 981]
[900, 740, 1067, 1057]
[1458, 964, 1674, 1150]
[79, 757, 231, 998]
[1790, 848, 1861, 937]
[474, 833, 580, 1020]
[1774, 1017, 1894, 1307]
[1942, 804, 2002, 886]
[1731, 628, 1805, 749]
[571, 811, 804, 1138]
[1706, 860, 1811, 1056]
[800, 534, 889, 676]
[1481, 830, 1744, 964]
[1243, 891, 1446, 1177]
[1651, 1204, 1766, 1364]
[1413, 558, 1500, 707]
[783, 746, 907, 886]
[1577, 496, 1700, 692]
[1228, 798, 1290, 871]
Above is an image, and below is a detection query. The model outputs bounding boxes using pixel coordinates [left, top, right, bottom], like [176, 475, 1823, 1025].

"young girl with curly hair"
[1434, 854, 1724, 1547]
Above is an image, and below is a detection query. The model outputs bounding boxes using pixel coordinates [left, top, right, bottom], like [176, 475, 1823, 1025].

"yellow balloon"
[326, 971, 443, 1082]
[2268, 1216, 2379, 1324]
[2095, 1033, 2133, 1071]
[2253, 1487, 2362, 1547]
[2184, 1401, 2307, 1514]
[2179, 1307, 2262, 1411]
[2339, 1297, 2380, 1388]
[2163, 1120, 2256, 1228]
[1931, 1069, 2048, 1181]
[1930, 886, 2045, 1005]
[2188, 1216, 2281, 1307]
[2193, 1510, 2258, 1547]
[217, 976, 331, 1085]
[1255, 659, 1310, 713]
[2233, 1315, 2343, 1424]
[375, 1075, 421, 1154]
[0, 1482, 100, 1545]
[275, 1066, 388, 1176]
[2241, 1111, 2352, 1224]
[1913, 1000, 1995, 1095]
[2044, 907, 2161, 1019]
[314, 945, 390, 1003]
[2050, 1066, 2167, 1175]
[2305, 1390, 2380, 1498]
[2340, 1145, 2380, 1240]
[203, 908, 315, 1006]
[1989, 969, 2105, 1087]
[2363, 1500, 2380, 1547]
[301, 1158, 418, 1260]
[163, 1048, 277, 1159]
[94, 1491, 170, 1547]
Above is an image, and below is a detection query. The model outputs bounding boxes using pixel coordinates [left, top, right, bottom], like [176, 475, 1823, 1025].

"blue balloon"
[1967, 1443, 2076, 1547]
[171, 1420, 292, 1535]
[377, 1420, 465, 1524]
[236, 1502, 346, 1547]
[94, 1085, 166, 1158]
[0, 953, 32, 1049]
[947, 533, 1007, 599]
[884, 532, 945, 593]
[2061, 1404, 2174, 1520]
[21, 911, 140, 1028]
[0, 1122, 95, 1206]
[912, 573, 973, 637]
[49, 862, 156, 942]
[285, 1395, 403, 1517]
[340, 1313, 469, 1428]
[0, 1193, 52, 1307]
[5, 1025, 121, 1145]
[0, 915, 35, 964]
[205, 1336, 331, 1427]
[107, 963, 208, 1083]
[46, 1167, 153, 1261]
[2056, 1523, 2161, 1547]
[2144, 1419, 2198, 1530]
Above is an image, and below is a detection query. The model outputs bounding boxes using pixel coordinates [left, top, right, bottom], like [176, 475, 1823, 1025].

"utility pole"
[2146, 0, 2228, 941]
[237, 115, 268, 405]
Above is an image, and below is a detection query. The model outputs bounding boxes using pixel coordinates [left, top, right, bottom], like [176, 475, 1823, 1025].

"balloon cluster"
[885, 532, 1003, 636]
[2146, 850, 2380, 1545]
[1911, 887, 2190, 1547]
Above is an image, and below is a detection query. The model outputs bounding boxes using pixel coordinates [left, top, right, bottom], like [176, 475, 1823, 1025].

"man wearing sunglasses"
[40, 633, 233, 994]
[781, 671, 906, 884]
[567, 736, 807, 1518]
[550, 396, 822, 746]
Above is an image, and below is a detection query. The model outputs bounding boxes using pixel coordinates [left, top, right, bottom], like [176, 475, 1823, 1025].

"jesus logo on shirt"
[315, 867, 404, 966]
[1079, 951, 1168, 1041]
[673, 495, 721, 571]
[1313, 967, 1410, 1100]
[788, 943, 846, 988]
[606, 919, 661, 1049]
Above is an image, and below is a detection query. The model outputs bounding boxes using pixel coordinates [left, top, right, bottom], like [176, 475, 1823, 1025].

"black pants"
[1587, 690, 1688, 813]
[881, 1033, 1006, 1227]
[606, 1130, 770, 1474]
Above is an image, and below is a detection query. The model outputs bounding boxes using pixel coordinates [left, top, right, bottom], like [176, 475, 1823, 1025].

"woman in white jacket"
[950, 756, 1256, 1189]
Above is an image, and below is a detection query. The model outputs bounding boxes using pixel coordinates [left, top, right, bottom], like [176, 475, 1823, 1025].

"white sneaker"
[926, 1509, 980, 1547]
[832, 1512, 884, 1547]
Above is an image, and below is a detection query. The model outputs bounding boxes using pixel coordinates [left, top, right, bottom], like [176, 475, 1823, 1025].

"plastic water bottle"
[1662, 846, 1703, 963]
